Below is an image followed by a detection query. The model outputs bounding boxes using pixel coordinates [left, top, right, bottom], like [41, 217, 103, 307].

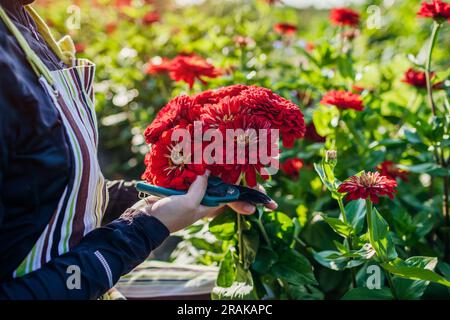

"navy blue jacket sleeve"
[0, 212, 169, 300]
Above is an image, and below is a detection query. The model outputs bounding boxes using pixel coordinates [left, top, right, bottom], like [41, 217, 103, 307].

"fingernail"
[244, 204, 255, 213]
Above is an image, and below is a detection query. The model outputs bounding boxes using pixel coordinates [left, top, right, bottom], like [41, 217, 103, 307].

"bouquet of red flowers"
[142, 85, 305, 189]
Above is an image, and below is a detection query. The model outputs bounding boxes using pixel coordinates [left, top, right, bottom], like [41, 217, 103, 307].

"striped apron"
[0, 7, 108, 277]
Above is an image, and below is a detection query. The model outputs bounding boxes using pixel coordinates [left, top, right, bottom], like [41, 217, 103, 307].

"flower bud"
[325, 150, 337, 167]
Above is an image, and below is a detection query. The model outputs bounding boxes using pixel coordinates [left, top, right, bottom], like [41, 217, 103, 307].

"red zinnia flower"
[376, 161, 408, 182]
[402, 68, 443, 89]
[169, 54, 222, 89]
[417, 0, 450, 23]
[321, 90, 364, 111]
[142, 125, 206, 190]
[281, 158, 303, 179]
[143, 85, 305, 189]
[306, 42, 315, 52]
[338, 171, 397, 204]
[144, 95, 196, 144]
[330, 8, 360, 27]
[146, 57, 172, 75]
[274, 23, 298, 35]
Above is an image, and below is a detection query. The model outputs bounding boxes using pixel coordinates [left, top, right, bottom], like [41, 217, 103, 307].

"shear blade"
[236, 186, 272, 205]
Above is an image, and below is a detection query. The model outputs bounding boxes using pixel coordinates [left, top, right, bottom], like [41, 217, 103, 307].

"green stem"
[425, 22, 441, 116]
[385, 271, 398, 300]
[257, 211, 272, 249]
[424, 21, 448, 261]
[365, 199, 373, 243]
[338, 198, 348, 224]
[338, 197, 356, 288]
[237, 213, 244, 264]
[240, 46, 247, 71]
[255, 207, 290, 297]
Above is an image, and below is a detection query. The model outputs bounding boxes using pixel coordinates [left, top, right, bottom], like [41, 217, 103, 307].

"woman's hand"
[127, 172, 277, 233]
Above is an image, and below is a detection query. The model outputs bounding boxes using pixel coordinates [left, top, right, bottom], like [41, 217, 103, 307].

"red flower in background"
[402, 68, 443, 89]
[75, 43, 86, 53]
[321, 90, 364, 111]
[352, 85, 365, 93]
[338, 171, 397, 204]
[105, 22, 118, 34]
[376, 161, 408, 182]
[304, 123, 325, 143]
[146, 57, 172, 75]
[115, 0, 132, 7]
[274, 23, 298, 35]
[281, 158, 303, 179]
[169, 54, 222, 89]
[417, 0, 450, 22]
[142, 125, 206, 190]
[234, 36, 255, 47]
[330, 8, 360, 27]
[142, 85, 305, 189]
[306, 42, 315, 52]
[143, 11, 160, 25]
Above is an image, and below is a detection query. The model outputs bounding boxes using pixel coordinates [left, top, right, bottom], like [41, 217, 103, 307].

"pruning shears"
[136, 176, 272, 207]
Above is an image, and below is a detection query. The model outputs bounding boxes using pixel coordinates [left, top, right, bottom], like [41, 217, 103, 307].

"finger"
[185, 171, 210, 207]
[228, 201, 255, 215]
[264, 200, 278, 210]
[254, 184, 277, 210]
[131, 196, 160, 210]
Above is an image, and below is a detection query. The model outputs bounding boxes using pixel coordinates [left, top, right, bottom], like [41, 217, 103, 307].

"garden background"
[33, 0, 450, 300]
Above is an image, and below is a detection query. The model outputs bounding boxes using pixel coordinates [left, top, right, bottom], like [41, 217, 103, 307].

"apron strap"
[25, 6, 73, 66]
[0, 5, 54, 85]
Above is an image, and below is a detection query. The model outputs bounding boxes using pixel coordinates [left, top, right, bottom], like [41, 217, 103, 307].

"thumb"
[186, 171, 210, 207]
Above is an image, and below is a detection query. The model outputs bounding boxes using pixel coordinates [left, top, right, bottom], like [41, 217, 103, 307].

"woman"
[0, 0, 276, 299]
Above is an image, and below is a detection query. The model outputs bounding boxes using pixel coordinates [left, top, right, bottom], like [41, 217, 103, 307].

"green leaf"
[262, 211, 294, 244]
[252, 246, 278, 274]
[369, 208, 397, 261]
[313, 250, 349, 271]
[322, 215, 354, 237]
[391, 256, 438, 300]
[242, 228, 260, 269]
[312, 105, 338, 137]
[287, 284, 324, 300]
[209, 209, 236, 240]
[345, 199, 366, 234]
[341, 287, 394, 300]
[212, 254, 258, 300]
[397, 163, 450, 177]
[270, 249, 317, 286]
[314, 162, 341, 198]
[216, 250, 235, 287]
[314, 162, 334, 192]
